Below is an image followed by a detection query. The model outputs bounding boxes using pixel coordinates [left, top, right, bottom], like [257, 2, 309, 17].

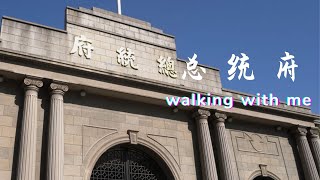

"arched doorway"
[90, 144, 174, 180]
[253, 176, 274, 180]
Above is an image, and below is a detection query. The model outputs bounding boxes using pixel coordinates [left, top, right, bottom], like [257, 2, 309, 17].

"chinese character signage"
[69, 35, 299, 83]
[70, 35, 94, 59]
[117, 47, 138, 70]
[277, 52, 298, 82]
[157, 56, 177, 78]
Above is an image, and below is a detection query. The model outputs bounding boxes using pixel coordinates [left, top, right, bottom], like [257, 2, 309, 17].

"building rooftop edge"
[2, 16, 67, 34]
[66, 6, 176, 39]
[1, 14, 222, 72]
[1, 9, 317, 118]
[91, 7, 151, 27]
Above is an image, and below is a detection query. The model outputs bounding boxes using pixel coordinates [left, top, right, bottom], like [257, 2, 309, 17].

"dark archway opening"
[90, 144, 174, 180]
[253, 176, 274, 180]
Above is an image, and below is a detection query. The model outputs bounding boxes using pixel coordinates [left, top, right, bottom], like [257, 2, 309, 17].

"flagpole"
[117, 0, 122, 15]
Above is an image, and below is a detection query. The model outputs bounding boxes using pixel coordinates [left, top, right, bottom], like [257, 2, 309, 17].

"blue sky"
[0, 0, 319, 114]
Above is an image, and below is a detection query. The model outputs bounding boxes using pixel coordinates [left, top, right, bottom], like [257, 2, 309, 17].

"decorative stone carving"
[193, 108, 210, 119]
[248, 134, 265, 152]
[128, 130, 139, 145]
[314, 120, 320, 129]
[309, 127, 320, 138]
[291, 126, 308, 137]
[23, 77, 43, 88]
[213, 112, 227, 122]
[259, 164, 268, 177]
[232, 131, 279, 155]
[50, 83, 69, 93]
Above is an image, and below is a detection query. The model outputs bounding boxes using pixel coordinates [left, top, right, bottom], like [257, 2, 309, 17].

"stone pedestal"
[47, 83, 68, 180]
[213, 112, 236, 180]
[17, 78, 43, 180]
[292, 126, 320, 180]
[308, 127, 320, 176]
[193, 109, 218, 180]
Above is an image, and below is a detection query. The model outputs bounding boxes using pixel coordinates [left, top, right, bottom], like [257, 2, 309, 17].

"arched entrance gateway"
[90, 144, 174, 180]
[253, 177, 274, 180]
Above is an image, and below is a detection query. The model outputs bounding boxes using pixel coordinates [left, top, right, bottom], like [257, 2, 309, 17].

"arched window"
[90, 144, 173, 180]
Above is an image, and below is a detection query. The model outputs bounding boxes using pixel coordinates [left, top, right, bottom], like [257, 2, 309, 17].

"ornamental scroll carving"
[213, 112, 227, 121]
[290, 126, 307, 137]
[193, 109, 210, 119]
[50, 83, 69, 92]
[231, 131, 279, 156]
[212, 112, 227, 124]
[308, 127, 320, 138]
[24, 78, 43, 88]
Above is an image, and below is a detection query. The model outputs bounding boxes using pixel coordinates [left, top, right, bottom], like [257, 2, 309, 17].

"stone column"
[193, 109, 218, 180]
[308, 127, 320, 176]
[291, 126, 320, 180]
[17, 78, 43, 180]
[47, 83, 68, 180]
[212, 112, 236, 180]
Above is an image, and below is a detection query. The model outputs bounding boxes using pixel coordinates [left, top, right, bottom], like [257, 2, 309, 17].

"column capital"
[50, 83, 68, 95]
[212, 112, 227, 123]
[23, 78, 43, 90]
[193, 108, 210, 120]
[308, 127, 320, 138]
[314, 120, 320, 128]
[291, 126, 308, 137]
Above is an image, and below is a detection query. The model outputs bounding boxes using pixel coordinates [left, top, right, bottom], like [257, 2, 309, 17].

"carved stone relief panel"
[231, 131, 279, 156]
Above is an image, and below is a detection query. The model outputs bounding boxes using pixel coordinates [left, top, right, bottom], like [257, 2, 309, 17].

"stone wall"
[0, 6, 317, 180]
[63, 91, 199, 180]
[0, 80, 48, 180]
[0, 80, 312, 180]
[0, 81, 19, 179]
[226, 122, 303, 180]
[0, 7, 222, 94]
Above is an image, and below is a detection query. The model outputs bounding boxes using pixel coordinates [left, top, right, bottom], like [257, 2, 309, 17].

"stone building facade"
[0, 6, 319, 180]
